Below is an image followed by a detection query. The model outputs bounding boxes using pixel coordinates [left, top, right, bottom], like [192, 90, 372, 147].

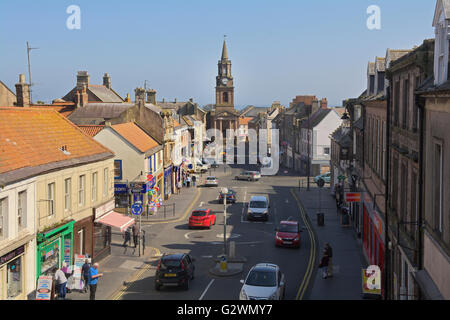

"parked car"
[188, 209, 216, 229]
[235, 171, 261, 181]
[194, 162, 209, 173]
[314, 172, 331, 183]
[155, 253, 195, 291]
[275, 221, 301, 248]
[204, 176, 218, 187]
[239, 263, 285, 300]
[247, 195, 269, 221]
[218, 188, 237, 204]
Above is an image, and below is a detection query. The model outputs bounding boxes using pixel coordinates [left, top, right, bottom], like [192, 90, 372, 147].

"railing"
[141, 203, 176, 220]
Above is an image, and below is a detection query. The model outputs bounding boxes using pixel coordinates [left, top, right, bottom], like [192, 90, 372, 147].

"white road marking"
[199, 202, 205, 207]
[285, 199, 289, 204]
[184, 230, 211, 240]
[199, 279, 215, 300]
[201, 255, 213, 258]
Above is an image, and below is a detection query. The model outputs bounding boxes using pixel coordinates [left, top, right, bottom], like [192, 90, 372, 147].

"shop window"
[18, 191, 27, 232]
[64, 178, 71, 211]
[114, 160, 122, 180]
[40, 240, 60, 276]
[7, 257, 22, 299]
[0, 197, 8, 240]
[47, 183, 55, 216]
[93, 223, 111, 256]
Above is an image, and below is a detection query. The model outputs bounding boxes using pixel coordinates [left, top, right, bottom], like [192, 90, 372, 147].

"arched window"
[223, 92, 229, 103]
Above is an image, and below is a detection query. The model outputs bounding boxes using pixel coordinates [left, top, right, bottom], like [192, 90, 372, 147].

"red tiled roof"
[29, 103, 76, 117]
[239, 117, 252, 125]
[78, 125, 104, 137]
[0, 107, 113, 174]
[111, 122, 160, 153]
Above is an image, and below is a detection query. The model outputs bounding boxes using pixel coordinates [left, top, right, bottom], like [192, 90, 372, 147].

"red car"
[275, 221, 301, 248]
[189, 209, 216, 229]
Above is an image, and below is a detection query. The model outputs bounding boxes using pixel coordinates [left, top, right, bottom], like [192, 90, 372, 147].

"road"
[117, 162, 315, 300]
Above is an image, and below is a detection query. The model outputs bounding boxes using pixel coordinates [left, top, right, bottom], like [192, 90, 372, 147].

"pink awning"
[95, 211, 135, 232]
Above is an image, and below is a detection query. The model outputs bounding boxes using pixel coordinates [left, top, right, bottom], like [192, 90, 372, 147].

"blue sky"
[0, 0, 435, 108]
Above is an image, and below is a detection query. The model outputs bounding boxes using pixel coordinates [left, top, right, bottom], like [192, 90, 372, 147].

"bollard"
[229, 241, 236, 260]
[220, 255, 227, 272]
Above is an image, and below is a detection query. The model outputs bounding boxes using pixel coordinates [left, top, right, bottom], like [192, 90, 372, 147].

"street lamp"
[221, 187, 228, 256]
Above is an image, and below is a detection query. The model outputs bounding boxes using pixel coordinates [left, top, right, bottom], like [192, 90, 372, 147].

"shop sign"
[36, 276, 53, 300]
[95, 199, 115, 219]
[130, 182, 144, 194]
[362, 266, 382, 296]
[114, 183, 128, 194]
[345, 192, 362, 203]
[64, 239, 71, 265]
[0, 245, 25, 266]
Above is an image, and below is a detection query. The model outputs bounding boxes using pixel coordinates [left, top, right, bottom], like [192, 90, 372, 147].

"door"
[78, 228, 84, 255]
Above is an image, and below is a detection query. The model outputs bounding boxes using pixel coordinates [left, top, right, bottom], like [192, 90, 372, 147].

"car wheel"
[208, 221, 212, 229]
[155, 282, 161, 291]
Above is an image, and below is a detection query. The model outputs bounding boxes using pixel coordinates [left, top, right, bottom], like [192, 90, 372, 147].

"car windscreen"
[249, 201, 267, 208]
[161, 259, 181, 269]
[245, 270, 277, 287]
[192, 211, 207, 217]
[278, 224, 298, 233]
[207, 177, 216, 180]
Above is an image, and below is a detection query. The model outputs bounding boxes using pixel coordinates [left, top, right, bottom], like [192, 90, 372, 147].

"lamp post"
[222, 187, 228, 256]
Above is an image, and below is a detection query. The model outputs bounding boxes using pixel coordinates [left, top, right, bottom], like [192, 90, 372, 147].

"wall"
[0, 82, 16, 106]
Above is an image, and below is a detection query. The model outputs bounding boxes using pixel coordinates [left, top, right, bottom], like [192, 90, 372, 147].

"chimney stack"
[135, 87, 146, 107]
[125, 93, 131, 103]
[76, 85, 89, 107]
[103, 73, 111, 89]
[15, 74, 30, 107]
[311, 98, 319, 115]
[320, 98, 328, 109]
[77, 71, 90, 89]
[146, 89, 156, 104]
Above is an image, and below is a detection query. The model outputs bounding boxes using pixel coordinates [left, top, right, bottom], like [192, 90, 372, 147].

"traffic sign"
[345, 192, 362, 203]
[131, 203, 143, 216]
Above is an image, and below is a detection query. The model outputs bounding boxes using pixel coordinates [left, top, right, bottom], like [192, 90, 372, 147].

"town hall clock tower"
[215, 39, 235, 112]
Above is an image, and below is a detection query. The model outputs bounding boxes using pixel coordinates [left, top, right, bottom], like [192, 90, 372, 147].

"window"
[223, 92, 229, 103]
[149, 156, 153, 174]
[92, 172, 98, 202]
[64, 178, 71, 211]
[103, 168, 108, 199]
[413, 76, 420, 131]
[7, 257, 22, 299]
[434, 143, 443, 234]
[0, 197, 8, 240]
[324, 147, 330, 155]
[411, 171, 418, 239]
[79, 175, 85, 206]
[401, 164, 408, 222]
[403, 78, 409, 129]
[114, 160, 122, 180]
[394, 81, 400, 126]
[17, 191, 27, 231]
[48, 183, 55, 216]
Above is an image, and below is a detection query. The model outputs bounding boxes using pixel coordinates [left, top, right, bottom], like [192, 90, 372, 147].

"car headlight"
[276, 235, 282, 240]
[269, 292, 277, 300]
[294, 237, 300, 241]
[240, 289, 248, 300]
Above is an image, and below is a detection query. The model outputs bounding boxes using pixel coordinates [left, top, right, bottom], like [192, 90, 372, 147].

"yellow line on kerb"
[110, 247, 161, 300]
[291, 188, 316, 300]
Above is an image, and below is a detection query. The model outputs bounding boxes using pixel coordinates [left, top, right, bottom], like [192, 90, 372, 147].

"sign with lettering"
[95, 199, 115, 219]
[345, 192, 362, 203]
[0, 246, 25, 265]
[362, 266, 382, 296]
[36, 276, 53, 300]
[114, 183, 128, 194]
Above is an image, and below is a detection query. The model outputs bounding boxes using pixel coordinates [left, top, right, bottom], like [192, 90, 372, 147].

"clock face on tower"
[221, 78, 229, 85]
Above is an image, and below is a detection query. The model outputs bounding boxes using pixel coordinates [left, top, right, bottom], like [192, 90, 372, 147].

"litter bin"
[341, 213, 350, 226]
[317, 213, 325, 226]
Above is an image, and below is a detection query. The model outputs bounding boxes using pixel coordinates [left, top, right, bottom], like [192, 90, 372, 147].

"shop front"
[164, 166, 173, 199]
[114, 182, 129, 208]
[73, 216, 94, 259]
[0, 241, 33, 300]
[36, 221, 74, 281]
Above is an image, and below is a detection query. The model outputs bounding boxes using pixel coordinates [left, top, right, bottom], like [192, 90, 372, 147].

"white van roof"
[249, 195, 268, 202]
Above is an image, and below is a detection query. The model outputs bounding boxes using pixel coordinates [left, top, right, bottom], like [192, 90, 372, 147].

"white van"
[247, 195, 269, 221]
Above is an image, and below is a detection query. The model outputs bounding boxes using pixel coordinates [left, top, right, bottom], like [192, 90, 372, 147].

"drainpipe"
[417, 95, 425, 271]
[384, 85, 391, 300]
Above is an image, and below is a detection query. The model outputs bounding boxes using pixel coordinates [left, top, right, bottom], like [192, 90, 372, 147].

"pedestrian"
[61, 262, 74, 294]
[88, 263, 104, 300]
[54, 264, 68, 299]
[81, 259, 91, 293]
[192, 175, 196, 187]
[177, 180, 182, 194]
[141, 230, 146, 254]
[132, 224, 138, 248]
[324, 243, 333, 277]
[318, 249, 329, 279]
[186, 175, 191, 188]
[123, 228, 131, 253]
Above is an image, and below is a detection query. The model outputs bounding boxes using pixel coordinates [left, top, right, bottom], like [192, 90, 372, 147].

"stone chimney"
[75, 85, 89, 107]
[320, 98, 328, 109]
[135, 87, 146, 107]
[103, 73, 111, 89]
[311, 98, 319, 115]
[77, 71, 90, 89]
[146, 89, 156, 104]
[125, 93, 131, 103]
[15, 74, 30, 107]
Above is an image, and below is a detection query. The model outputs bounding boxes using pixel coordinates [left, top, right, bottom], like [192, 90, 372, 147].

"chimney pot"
[15, 74, 30, 107]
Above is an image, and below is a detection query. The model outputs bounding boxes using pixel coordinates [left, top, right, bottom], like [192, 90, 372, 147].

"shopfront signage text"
[95, 199, 115, 219]
[0, 245, 25, 265]
[36, 276, 53, 300]
[114, 183, 128, 194]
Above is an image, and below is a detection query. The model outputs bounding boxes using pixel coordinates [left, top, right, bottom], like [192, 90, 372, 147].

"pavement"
[293, 186, 368, 300]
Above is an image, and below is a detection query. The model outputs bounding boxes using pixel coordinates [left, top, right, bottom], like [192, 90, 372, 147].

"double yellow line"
[291, 188, 316, 300]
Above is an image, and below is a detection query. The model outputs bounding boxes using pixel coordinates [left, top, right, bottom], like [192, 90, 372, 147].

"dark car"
[155, 253, 195, 291]
[218, 189, 237, 204]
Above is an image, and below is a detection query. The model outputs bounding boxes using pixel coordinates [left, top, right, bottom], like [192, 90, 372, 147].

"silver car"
[235, 171, 261, 181]
[204, 176, 218, 187]
[239, 263, 285, 300]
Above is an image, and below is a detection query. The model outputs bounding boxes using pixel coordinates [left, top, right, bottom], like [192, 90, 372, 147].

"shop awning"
[95, 211, 135, 232]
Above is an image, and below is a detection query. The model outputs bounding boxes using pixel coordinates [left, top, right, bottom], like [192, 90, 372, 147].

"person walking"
[132, 224, 138, 248]
[123, 227, 131, 247]
[192, 175, 196, 187]
[186, 175, 191, 188]
[324, 243, 333, 277]
[88, 263, 104, 300]
[81, 259, 91, 293]
[54, 264, 68, 299]
[177, 180, 182, 194]
[318, 249, 330, 279]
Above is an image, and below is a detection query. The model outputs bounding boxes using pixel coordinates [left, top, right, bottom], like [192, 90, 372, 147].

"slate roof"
[376, 57, 386, 72]
[331, 126, 352, 147]
[353, 116, 364, 130]
[68, 103, 134, 125]
[111, 122, 159, 153]
[0, 107, 113, 185]
[240, 106, 270, 118]
[88, 85, 124, 103]
[301, 109, 332, 129]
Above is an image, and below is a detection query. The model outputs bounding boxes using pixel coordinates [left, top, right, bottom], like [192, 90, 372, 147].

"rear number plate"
[165, 273, 177, 277]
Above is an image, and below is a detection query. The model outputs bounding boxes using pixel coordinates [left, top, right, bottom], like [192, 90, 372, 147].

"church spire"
[221, 36, 228, 60]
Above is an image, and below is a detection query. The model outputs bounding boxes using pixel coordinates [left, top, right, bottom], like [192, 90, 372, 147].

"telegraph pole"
[26, 42, 39, 104]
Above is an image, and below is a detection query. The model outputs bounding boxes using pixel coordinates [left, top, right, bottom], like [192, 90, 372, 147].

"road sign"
[345, 192, 362, 203]
[131, 203, 143, 216]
